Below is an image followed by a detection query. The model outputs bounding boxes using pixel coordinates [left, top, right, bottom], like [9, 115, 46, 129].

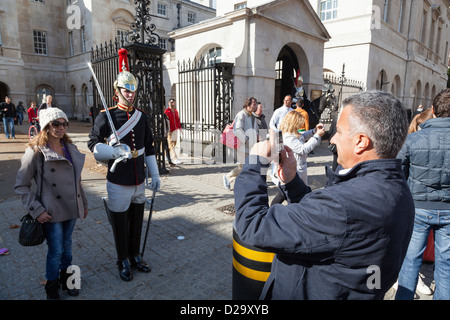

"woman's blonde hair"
[279, 110, 305, 136]
[408, 108, 433, 134]
[28, 125, 73, 151]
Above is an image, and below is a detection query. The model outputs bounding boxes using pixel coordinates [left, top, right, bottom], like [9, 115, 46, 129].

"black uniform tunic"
[88, 105, 155, 186]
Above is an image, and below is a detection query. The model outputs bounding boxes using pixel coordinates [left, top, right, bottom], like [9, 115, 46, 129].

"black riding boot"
[109, 210, 133, 281]
[60, 268, 79, 296]
[128, 203, 151, 273]
[45, 279, 60, 300]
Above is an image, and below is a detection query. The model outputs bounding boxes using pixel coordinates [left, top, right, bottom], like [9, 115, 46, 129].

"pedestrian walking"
[1, 96, 17, 139]
[395, 88, 450, 300]
[254, 102, 268, 140]
[87, 48, 161, 282]
[223, 97, 258, 190]
[16, 101, 25, 125]
[234, 90, 414, 299]
[14, 107, 88, 300]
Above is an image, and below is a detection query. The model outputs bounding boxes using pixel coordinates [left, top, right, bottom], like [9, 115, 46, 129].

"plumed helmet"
[114, 48, 137, 92]
[114, 70, 137, 92]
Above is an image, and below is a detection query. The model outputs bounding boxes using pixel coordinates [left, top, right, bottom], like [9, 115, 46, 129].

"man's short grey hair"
[342, 90, 409, 159]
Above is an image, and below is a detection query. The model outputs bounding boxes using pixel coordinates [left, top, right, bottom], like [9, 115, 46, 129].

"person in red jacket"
[164, 98, 182, 165]
[27, 101, 40, 133]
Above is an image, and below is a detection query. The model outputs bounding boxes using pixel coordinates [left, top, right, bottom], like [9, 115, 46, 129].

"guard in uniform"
[87, 48, 161, 281]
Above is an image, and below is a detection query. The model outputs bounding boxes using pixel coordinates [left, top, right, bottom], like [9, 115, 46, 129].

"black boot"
[45, 279, 60, 300]
[60, 268, 79, 296]
[117, 259, 133, 281]
[128, 203, 151, 273]
[109, 209, 133, 281]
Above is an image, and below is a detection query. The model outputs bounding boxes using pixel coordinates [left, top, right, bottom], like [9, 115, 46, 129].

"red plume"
[295, 69, 300, 86]
[118, 48, 129, 72]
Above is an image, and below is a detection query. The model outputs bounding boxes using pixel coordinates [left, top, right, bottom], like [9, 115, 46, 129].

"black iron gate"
[90, 1, 167, 172]
[177, 56, 234, 162]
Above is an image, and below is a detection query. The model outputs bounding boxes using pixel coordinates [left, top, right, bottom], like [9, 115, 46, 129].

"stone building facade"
[308, 0, 450, 112]
[0, 0, 215, 119]
[167, 0, 331, 121]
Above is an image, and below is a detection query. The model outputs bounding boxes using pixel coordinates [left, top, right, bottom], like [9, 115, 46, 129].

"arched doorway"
[274, 44, 309, 110]
[36, 85, 53, 106]
[274, 45, 298, 109]
[0, 82, 10, 103]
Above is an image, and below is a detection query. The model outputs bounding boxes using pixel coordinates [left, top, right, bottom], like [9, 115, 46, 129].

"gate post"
[90, 0, 168, 173]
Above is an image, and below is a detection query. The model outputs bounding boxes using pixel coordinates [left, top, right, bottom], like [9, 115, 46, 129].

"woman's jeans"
[44, 219, 77, 281]
[396, 208, 450, 300]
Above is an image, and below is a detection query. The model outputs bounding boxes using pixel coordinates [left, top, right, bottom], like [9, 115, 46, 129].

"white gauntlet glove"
[94, 143, 132, 172]
[145, 155, 161, 191]
[93, 143, 132, 161]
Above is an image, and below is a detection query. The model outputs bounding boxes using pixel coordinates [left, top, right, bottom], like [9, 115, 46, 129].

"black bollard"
[232, 229, 274, 300]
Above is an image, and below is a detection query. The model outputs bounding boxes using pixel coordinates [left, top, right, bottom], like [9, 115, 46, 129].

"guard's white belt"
[132, 147, 145, 158]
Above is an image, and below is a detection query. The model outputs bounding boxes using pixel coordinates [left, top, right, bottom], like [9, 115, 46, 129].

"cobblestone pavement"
[0, 121, 434, 300]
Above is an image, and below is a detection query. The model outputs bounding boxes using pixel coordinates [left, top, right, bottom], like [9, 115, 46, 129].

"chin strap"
[145, 155, 161, 191]
[115, 88, 135, 108]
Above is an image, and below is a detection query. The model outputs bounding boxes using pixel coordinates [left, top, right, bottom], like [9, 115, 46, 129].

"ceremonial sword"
[87, 62, 121, 145]
[87, 62, 132, 172]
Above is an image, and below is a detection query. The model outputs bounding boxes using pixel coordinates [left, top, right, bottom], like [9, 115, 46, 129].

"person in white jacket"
[271, 110, 325, 205]
[223, 97, 258, 190]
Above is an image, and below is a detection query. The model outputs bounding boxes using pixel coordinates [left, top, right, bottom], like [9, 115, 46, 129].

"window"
[81, 26, 86, 53]
[420, 10, 428, 43]
[275, 60, 283, 80]
[37, 87, 52, 105]
[383, 0, 390, 23]
[159, 38, 167, 50]
[235, 2, 246, 10]
[398, 0, 406, 32]
[33, 30, 47, 55]
[319, 0, 338, 22]
[444, 42, 448, 64]
[69, 31, 74, 56]
[157, 3, 167, 16]
[429, 17, 436, 49]
[188, 12, 196, 24]
[33, 0, 44, 3]
[208, 47, 222, 65]
[436, 25, 441, 54]
[117, 29, 128, 42]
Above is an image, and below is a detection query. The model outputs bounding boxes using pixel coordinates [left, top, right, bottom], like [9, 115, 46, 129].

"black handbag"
[18, 214, 46, 246]
[18, 152, 46, 246]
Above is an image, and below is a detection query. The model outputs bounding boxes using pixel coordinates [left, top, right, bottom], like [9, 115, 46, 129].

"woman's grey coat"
[15, 143, 87, 223]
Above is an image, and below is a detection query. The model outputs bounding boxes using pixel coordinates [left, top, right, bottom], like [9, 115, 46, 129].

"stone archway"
[0, 82, 10, 103]
[274, 44, 309, 109]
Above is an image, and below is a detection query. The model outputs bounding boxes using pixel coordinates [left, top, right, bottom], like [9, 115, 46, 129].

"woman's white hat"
[39, 107, 68, 130]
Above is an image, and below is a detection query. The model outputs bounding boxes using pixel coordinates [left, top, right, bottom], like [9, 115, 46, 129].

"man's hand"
[250, 129, 282, 163]
[250, 136, 297, 184]
[249, 140, 274, 162]
[277, 145, 297, 184]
